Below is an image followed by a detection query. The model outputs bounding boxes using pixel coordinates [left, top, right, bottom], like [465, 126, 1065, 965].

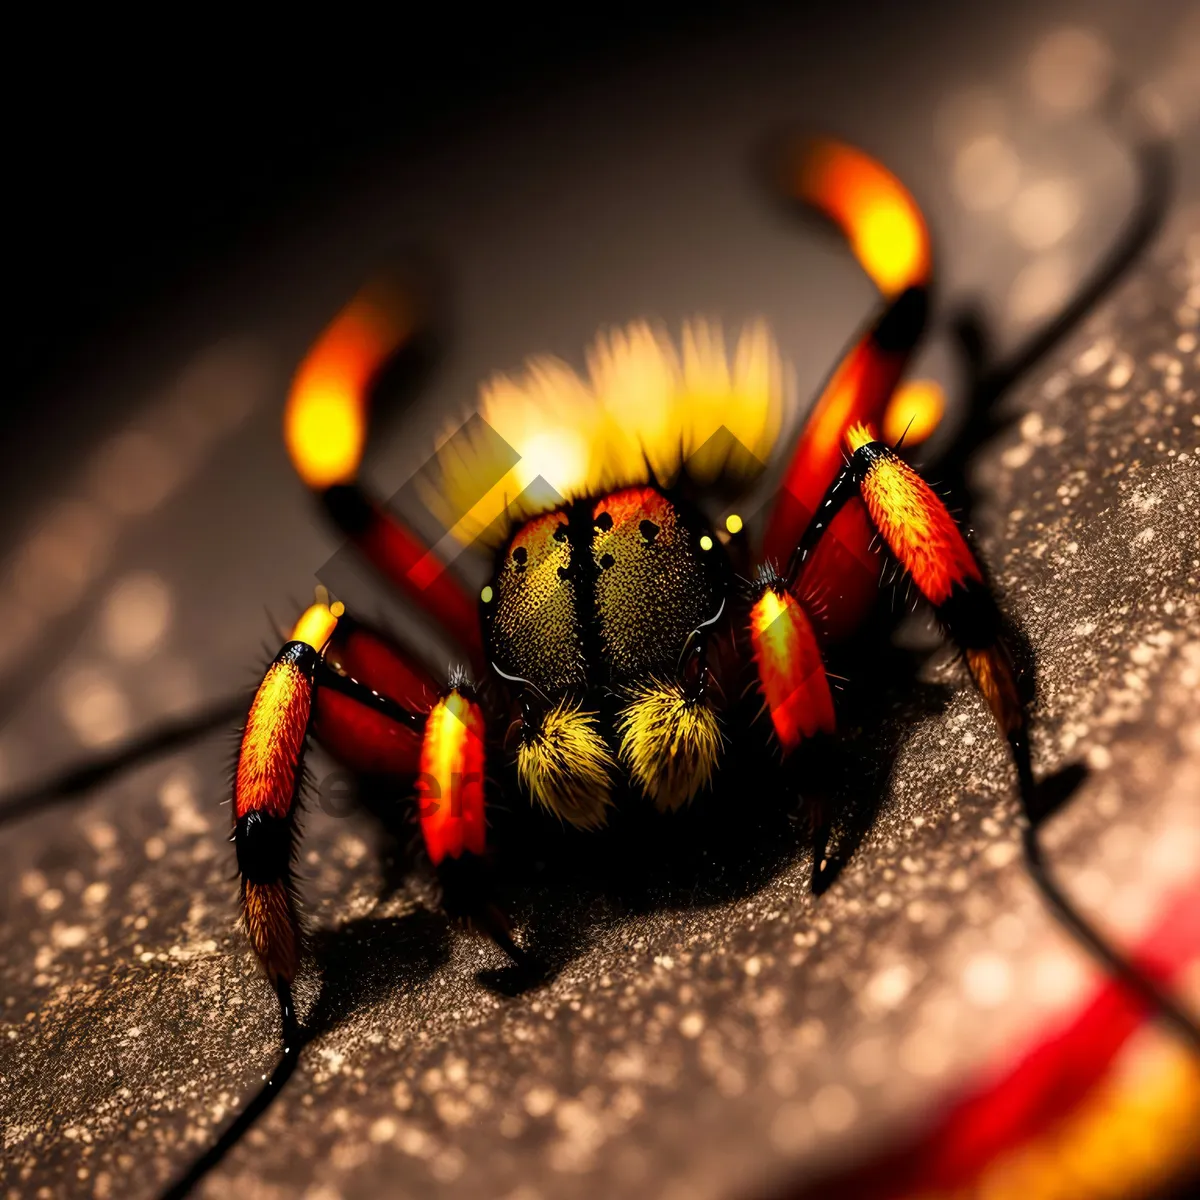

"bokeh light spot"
[59, 665, 132, 748]
[102, 572, 172, 660]
[1028, 27, 1113, 115]
[10, 501, 116, 617]
[953, 135, 1020, 212]
[1009, 179, 1082, 250]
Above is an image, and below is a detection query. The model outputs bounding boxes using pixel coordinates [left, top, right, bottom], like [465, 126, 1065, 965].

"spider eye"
[639, 519, 660, 543]
[512, 546, 528, 566]
[594, 511, 614, 532]
[480, 585, 494, 603]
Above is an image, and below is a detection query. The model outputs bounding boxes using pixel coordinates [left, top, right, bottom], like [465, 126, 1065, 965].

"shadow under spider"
[303, 906, 451, 1041]
[346, 609, 956, 1002]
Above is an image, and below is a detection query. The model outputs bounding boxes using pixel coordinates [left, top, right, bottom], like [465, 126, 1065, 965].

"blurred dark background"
[14, 3, 814, 402]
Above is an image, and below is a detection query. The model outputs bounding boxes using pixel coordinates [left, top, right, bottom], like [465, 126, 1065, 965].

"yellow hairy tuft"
[616, 680, 722, 813]
[517, 699, 616, 830]
[420, 317, 793, 547]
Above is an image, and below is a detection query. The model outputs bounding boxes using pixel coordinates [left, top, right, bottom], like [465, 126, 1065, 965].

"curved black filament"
[158, 982, 304, 1200]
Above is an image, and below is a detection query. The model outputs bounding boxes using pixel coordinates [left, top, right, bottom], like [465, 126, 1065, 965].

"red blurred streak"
[749, 588, 836, 752]
[332, 621, 437, 709]
[350, 496, 483, 666]
[418, 692, 487, 865]
[779, 880, 1200, 1200]
[313, 620, 433, 777]
[765, 343, 910, 642]
[312, 690, 422, 778]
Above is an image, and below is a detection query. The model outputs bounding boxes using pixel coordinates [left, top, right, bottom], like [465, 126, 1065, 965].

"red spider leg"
[187, 602, 429, 1200]
[416, 683, 532, 968]
[748, 579, 836, 756]
[313, 613, 435, 777]
[283, 270, 483, 666]
[295, 612, 528, 967]
[762, 138, 932, 640]
[789, 429, 1200, 1047]
[788, 425, 1028, 792]
[234, 601, 432, 999]
[232, 604, 340, 1043]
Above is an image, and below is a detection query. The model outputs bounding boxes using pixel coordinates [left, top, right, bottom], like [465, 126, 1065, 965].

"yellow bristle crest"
[419, 317, 793, 548]
[616, 679, 723, 812]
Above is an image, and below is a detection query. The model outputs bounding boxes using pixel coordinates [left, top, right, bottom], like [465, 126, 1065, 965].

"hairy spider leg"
[788, 424, 1025, 773]
[232, 605, 334, 1030]
[748, 578, 836, 756]
[234, 605, 430, 1009]
[762, 138, 934, 641]
[284, 268, 483, 665]
[787, 423, 1200, 1049]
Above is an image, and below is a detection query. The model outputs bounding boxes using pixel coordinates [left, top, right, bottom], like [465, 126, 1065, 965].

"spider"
[230, 138, 1033, 1046]
[8, 126, 1180, 1200]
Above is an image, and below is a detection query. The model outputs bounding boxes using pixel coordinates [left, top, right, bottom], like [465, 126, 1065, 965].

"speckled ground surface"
[2, 217, 1198, 1200]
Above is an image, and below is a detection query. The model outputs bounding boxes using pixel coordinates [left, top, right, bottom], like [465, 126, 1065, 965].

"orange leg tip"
[285, 275, 415, 491]
[418, 689, 487, 865]
[750, 587, 836, 752]
[795, 138, 932, 296]
[965, 646, 1025, 739]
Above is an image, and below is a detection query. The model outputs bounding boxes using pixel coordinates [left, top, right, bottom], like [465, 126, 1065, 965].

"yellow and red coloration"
[425, 318, 788, 549]
[749, 587, 836, 753]
[232, 605, 340, 984]
[765, 140, 935, 640]
[284, 278, 413, 490]
[595, 485, 671, 530]
[283, 269, 481, 664]
[792, 138, 931, 297]
[417, 690, 487, 865]
[788, 879, 1200, 1200]
[234, 651, 315, 822]
[848, 422, 983, 607]
[233, 643, 317, 984]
